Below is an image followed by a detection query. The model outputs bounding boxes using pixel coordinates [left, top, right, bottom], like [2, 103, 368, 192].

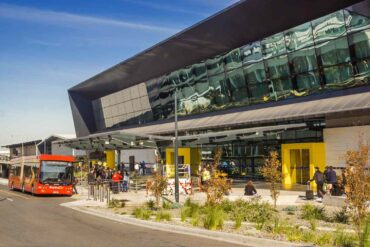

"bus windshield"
[40, 161, 73, 185]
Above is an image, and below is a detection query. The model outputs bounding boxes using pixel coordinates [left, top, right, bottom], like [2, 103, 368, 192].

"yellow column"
[105, 150, 115, 169]
[165, 147, 201, 177]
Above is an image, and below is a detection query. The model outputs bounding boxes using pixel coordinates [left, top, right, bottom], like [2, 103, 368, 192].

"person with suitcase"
[308, 167, 325, 201]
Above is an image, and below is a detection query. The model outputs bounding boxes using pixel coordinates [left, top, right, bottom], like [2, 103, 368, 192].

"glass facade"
[93, 9, 370, 131]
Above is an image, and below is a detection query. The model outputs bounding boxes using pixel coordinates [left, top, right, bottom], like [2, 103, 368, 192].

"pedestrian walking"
[308, 167, 325, 201]
[122, 170, 129, 192]
[134, 162, 140, 175]
[73, 177, 78, 194]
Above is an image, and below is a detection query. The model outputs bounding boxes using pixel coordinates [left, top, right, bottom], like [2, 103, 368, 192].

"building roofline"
[68, 0, 364, 100]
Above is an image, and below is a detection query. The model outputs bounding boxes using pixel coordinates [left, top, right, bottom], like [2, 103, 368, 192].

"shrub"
[162, 200, 174, 210]
[181, 199, 201, 226]
[333, 228, 358, 247]
[314, 232, 332, 246]
[219, 199, 233, 213]
[282, 206, 297, 215]
[301, 230, 316, 244]
[331, 207, 350, 224]
[155, 211, 172, 222]
[301, 204, 327, 221]
[132, 207, 152, 220]
[108, 199, 125, 208]
[362, 216, 370, 247]
[146, 199, 156, 211]
[203, 206, 225, 230]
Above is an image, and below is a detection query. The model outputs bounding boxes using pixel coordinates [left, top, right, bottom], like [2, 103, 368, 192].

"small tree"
[261, 151, 282, 208]
[205, 178, 230, 206]
[147, 172, 168, 208]
[344, 139, 370, 245]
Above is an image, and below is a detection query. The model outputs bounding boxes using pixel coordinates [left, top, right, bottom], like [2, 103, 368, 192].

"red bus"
[8, 154, 75, 196]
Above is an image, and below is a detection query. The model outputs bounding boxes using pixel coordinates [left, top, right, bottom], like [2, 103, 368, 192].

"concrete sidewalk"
[76, 185, 308, 208]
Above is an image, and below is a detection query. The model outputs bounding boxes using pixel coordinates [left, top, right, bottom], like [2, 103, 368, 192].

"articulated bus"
[8, 154, 75, 196]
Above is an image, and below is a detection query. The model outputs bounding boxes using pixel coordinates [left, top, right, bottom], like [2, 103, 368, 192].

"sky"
[0, 0, 238, 147]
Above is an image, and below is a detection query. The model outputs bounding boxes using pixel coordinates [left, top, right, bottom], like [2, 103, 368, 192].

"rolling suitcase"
[306, 182, 314, 200]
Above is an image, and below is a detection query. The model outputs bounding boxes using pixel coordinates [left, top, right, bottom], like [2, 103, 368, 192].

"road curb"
[61, 202, 304, 247]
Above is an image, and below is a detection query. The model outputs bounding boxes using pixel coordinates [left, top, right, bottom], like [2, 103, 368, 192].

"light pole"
[174, 87, 179, 203]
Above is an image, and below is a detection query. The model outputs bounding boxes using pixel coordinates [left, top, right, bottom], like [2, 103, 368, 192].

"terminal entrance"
[289, 149, 310, 184]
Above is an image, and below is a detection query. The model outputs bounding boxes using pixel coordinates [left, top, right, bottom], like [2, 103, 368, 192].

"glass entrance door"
[290, 149, 310, 184]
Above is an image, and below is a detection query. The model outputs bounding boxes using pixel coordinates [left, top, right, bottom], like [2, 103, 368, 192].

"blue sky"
[0, 0, 237, 147]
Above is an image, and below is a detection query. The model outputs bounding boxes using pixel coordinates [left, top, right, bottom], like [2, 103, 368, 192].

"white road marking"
[7, 198, 14, 202]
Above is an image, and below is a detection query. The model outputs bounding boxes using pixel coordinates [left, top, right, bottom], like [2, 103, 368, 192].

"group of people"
[309, 166, 341, 200]
[134, 161, 147, 175]
[88, 165, 130, 193]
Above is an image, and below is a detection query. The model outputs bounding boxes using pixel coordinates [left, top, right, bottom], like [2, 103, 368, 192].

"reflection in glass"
[178, 83, 198, 115]
[265, 55, 290, 79]
[345, 10, 370, 33]
[312, 10, 346, 43]
[208, 74, 230, 106]
[226, 68, 248, 104]
[285, 22, 314, 52]
[355, 58, 370, 77]
[206, 55, 224, 76]
[244, 62, 266, 84]
[288, 47, 318, 74]
[241, 41, 263, 64]
[271, 78, 292, 99]
[224, 49, 242, 71]
[262, 32, 286, 59]
[178, 67, 193, 85]
[324, 63, 354, 86]
[348, 30, 370, 60]
[316, 37, 350, 66]
[295, 71, 321, 92]
[247, 82, 270, 103]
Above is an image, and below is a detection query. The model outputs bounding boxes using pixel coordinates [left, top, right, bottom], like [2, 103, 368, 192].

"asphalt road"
[0, 185, 245, 247]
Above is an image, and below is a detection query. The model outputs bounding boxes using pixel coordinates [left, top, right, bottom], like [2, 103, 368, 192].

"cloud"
[121, 0, 208, 17]
[0, 3, 179, 34]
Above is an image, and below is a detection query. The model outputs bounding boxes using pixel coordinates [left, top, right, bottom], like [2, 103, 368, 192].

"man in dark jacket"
[309, 167, 325, 199]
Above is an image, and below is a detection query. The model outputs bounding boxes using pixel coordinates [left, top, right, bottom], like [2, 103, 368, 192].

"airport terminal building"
[65, 0, 370, 186]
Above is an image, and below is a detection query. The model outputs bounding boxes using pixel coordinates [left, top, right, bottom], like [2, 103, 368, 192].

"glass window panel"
[288, 46, 318, 74]
[355, 58, 370, 77]
[244, 62, 266, 84]
[224, 48, 242, 71]
[271, 77, 293, 99]
[295, 71, 321, 92]
[241, 41, 263, 64]
[169, 71, 180, 85]
[247, 82, 270, 103]
[312, 10, 346, 44]
[178, 67, 194, 85]
[349, 29, 370, 60]
[206, 55, 224, 76]
[226, 68, 248, 104]
[208, 74, 230, 106]
[316, 37, 350, 66]
[261, 32, 286, 59]
[324, 63, 354, 86]
[265, 55, 290, 79]
[284, 22, 314, 52]
[345, 10, 370, 33]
